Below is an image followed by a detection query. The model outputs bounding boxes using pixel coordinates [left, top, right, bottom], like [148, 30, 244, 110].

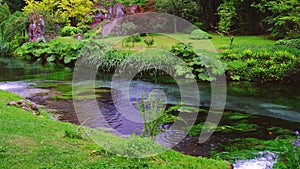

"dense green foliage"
[275, 39, 300, 49]
[221, 45, 300, 82]
[274, 131, 300, 169]
[189, 29, 212, 40]
[0, 2, 11, 24]
[0, 11, 27, 42]
[217, 0, 236, 35]
[170, 42, 225, 81]
[253, 0, 300, 39]
[15, 39, 85, 65]
[23, 0, 96, 26]
[61, 26, 83, 37]
[144, 34, 155, 47]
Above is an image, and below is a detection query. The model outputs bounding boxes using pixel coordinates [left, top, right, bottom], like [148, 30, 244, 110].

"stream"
[1, 56, 300, 169]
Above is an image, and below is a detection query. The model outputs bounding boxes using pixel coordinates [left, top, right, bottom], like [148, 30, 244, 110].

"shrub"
[144, 34, 154, 46]
[170, 42, 197, 60]
[61, 26, 83, 37]
[125, 33, 142, 43]
[274, 130, 300, 169]
[221, 44, 300, 82]
[183, 25, 198, 34]
[0, 39, 12, 56]
[15, 39, 85, 65]
[78, 40, 128, 72]
[189, 29, 212, 40]
[275, 39, 300, 49]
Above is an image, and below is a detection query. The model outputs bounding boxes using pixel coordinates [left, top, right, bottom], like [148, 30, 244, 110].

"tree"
[0, 1, 11, 25]
[23, 0, 97, 26]
[0, 11, 28, 42]
[2, 0, 26, 13]
[253, 0, 300, 39]
[217, 0, 237, 47]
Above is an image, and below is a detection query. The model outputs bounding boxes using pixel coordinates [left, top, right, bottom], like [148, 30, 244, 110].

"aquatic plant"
[136, 93, 180, 138]
[274, 130, 300, 169]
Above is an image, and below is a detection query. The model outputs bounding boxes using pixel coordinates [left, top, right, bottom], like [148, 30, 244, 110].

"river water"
[1, 56, 300, 168]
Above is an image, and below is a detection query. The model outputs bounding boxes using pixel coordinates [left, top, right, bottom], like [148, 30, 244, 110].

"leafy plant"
[275, 39, 300, 49]
[144, 34, 154, 47]
[136, 93, 181, 137]
[15, 39, 85, 65]
[274, 130, 300, 169]
[221, 44, 300, 82]
[189, 29, 212, 40]
[125, 33, 142, 43]
[61, 26, 83, 37]
[170, 42, 197, 60]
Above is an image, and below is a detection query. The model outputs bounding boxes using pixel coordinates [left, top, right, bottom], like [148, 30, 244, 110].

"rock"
[113, 3, 126, 19]
[7, 101, 16, 106]
[28, 13, 46, 42]
[22, 106, 30, 111]
[17, 100, 25, 105]
[29, 102, 39, 111]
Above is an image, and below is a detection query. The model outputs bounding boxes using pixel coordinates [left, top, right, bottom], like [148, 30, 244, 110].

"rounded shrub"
[190, 29, 212, 40]
[61, 26, 83, 37]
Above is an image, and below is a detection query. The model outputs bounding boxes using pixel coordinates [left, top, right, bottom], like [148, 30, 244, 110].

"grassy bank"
[0, 90, 230, 168]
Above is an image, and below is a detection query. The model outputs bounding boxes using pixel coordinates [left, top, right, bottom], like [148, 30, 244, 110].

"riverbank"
[0, 89, 231, 168]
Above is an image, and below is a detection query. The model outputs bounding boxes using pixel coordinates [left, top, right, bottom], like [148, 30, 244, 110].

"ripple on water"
[233, 151, 278, 169]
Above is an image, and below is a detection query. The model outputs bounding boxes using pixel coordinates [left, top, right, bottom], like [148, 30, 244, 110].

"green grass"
[54, 36, 80, 44]
[102, 33, 276, 52]
[0, 89, 230, 168]
[210, 34, 276, 49]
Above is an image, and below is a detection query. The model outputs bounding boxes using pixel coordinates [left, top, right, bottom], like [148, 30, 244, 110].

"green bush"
[15, 39, 85, 65]
[189, 29, 212, 40]
[78, 40, 128, 72]
[125, 33, 142, 43]
[275, 39, 300, 49]
[221, 44, 300, 82]
[144, 34, 154, 46]
[170, 42, 197, 60]
[0, 39, 12, 56]
[61, 26, 83, 37]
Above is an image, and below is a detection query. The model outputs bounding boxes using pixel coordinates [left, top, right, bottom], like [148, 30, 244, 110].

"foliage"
[274, 131, 300, 169]
[217, 0, 237, 35]
[184, 122, 259, 137]
[125, 33, 142, 43]
[136, 93, 181, 137]
[170, 42, 197, 60]
[170, 42, 225, 81]
[78, 40, 128, 72]
[221, 44, 300, 82]
[61, 26, 83, 37]
[0, 39, 11, 56]
[253, 0, 300, 39]
[2, 0, 25, 12]
[15, 39, 85, 65]
[0, 11, 28, 42]
[144, 34, 154, 46]
[23, 0, 96, 26]
[155, 0, 200, 25]
[189, 29, 212, 40]
[0, 2, 11, 24]
[275, 39, 300, 49]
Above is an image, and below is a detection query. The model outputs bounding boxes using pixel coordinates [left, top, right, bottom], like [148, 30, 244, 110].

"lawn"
[0, 90, 230, 168]
[101, 33, 276, 52]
